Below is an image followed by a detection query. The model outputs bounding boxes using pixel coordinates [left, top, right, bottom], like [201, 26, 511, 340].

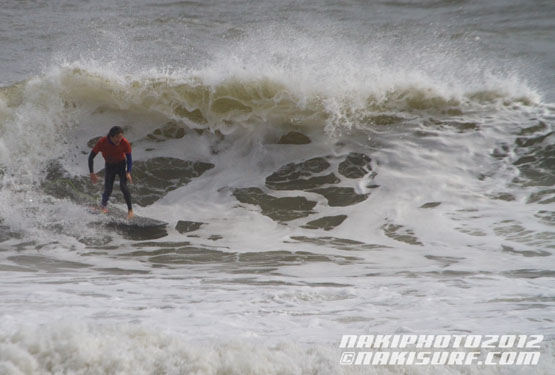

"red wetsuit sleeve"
[92, 137, 106, 154]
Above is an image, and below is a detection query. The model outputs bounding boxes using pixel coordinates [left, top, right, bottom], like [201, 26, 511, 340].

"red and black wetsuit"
[88, 136, 133, 211]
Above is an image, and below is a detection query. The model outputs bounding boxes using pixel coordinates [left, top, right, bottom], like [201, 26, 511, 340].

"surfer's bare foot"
[127, 210, 134, 219]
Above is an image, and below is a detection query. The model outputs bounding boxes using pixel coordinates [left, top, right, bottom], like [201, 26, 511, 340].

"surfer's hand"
[90, 173, 98, 184]
[126, 172, 133, 184]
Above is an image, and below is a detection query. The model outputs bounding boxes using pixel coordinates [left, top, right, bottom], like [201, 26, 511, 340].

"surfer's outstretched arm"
[88, 150, 98, 184]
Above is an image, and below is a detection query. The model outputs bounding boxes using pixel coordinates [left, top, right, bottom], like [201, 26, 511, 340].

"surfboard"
[88, 206, 168, 240]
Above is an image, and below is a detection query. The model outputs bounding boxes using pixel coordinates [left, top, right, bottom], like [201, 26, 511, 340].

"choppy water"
[1, 0, 554, 374]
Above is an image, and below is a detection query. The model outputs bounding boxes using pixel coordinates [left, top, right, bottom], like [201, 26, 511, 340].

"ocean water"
[0, 0, 554, 374]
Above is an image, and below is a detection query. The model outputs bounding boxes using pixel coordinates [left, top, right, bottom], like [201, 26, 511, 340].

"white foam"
[0, 322, 553, 375]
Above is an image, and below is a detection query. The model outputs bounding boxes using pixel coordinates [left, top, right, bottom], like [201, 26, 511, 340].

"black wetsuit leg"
[102, 161, 132, 211]
[118, 163, 133, 211]
[101, 163, 117, 207]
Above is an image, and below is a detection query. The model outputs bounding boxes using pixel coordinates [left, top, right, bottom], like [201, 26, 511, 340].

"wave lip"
[1, 60, 542, 135]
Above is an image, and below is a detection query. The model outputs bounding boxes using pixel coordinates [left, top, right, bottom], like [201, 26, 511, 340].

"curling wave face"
[1, 58, 541, 135]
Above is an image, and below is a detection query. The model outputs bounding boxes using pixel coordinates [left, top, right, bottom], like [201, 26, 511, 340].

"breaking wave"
[0, 59, 541, 136]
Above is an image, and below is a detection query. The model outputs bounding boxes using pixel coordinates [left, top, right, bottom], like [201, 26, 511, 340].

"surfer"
[88, 126, 134, 219]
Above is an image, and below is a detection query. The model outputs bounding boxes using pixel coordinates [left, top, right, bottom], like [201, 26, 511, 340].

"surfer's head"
[108, 126, 124, 145]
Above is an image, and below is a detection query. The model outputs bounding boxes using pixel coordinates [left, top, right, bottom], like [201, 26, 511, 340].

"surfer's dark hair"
[108, 126, 124, 138]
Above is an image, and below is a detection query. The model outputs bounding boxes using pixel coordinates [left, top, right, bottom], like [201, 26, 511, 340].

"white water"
[1, 1, 554, 373]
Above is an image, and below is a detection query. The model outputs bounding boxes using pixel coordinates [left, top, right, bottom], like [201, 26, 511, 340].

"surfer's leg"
[117, 162, 133, 211]
[120, 178, 132, 211]
[102, 164, 117, 207]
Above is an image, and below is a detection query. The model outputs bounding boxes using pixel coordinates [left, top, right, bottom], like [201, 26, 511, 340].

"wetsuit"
[88, 136, 133, 211]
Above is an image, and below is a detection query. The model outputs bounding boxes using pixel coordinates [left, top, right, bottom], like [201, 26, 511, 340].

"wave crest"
[1, 61, 541, 136]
